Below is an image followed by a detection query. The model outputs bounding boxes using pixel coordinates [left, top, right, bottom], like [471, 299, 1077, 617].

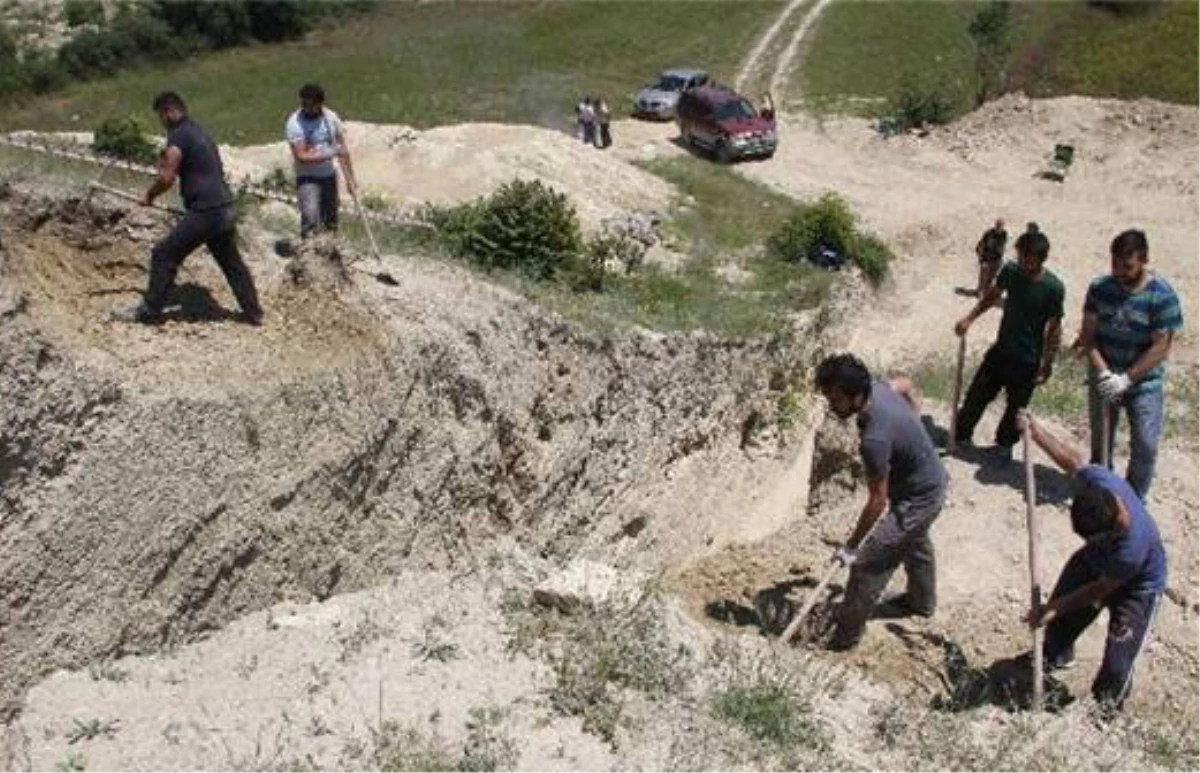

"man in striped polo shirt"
[1081, 229, 1184, 500]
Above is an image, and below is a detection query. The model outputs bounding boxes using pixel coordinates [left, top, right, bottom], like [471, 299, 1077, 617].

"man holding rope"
[814, 354, 949, 651]
[1020, 411, 1166, 715]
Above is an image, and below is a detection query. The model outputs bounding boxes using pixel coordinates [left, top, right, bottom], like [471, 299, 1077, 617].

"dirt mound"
[0, 180, 832, 719]
[223, 121, 678, 230]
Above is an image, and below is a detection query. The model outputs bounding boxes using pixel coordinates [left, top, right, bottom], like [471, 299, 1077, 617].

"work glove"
[833, 547, 857, 568]
[1097, 370, 1132, 403]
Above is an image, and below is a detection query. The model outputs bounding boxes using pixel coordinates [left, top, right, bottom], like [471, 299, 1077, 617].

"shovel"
[88, 182, 184, 216]
[779, 508, 890, 646]
[948, 334, 966, 453]
[1022, 416, 1044, 712]
[338, 160, 398, 287]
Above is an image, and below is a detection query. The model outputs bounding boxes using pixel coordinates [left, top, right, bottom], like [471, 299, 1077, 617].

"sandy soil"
[2, 92, 1196, 770]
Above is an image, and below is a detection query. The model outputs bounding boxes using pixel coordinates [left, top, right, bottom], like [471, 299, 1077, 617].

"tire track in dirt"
[735, 0, 834, 103]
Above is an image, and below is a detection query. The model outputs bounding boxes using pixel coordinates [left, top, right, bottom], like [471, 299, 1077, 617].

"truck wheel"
[715, 142, 733, 164]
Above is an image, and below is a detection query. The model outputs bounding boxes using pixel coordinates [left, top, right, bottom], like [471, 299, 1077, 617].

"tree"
[968, 1, 1012, 107]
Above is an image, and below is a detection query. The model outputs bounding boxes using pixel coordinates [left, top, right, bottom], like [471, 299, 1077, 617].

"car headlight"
[763, 130, 777, 141]
[731, 136, 748, 146]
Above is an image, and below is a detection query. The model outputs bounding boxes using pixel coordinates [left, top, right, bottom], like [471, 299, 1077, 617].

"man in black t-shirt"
[112, 91, 263, 326]
[975, 218, 1007, 298]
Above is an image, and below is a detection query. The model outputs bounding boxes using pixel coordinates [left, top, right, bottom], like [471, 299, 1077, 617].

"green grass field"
[2, 1, 780, 143]
[798, 0, 1198, 115]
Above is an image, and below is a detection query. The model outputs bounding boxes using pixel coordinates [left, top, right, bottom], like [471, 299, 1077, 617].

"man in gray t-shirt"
[815, 354, 949, 651]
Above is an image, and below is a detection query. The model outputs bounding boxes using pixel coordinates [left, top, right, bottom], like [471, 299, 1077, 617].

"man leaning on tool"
[286, 82, 357, 239]
[1019, 411, 1165, 716]
[814, 353, 949, 651]
[112, 91, 263, 326]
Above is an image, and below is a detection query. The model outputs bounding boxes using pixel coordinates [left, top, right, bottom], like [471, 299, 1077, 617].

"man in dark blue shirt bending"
[1021, 412, 1166, 714]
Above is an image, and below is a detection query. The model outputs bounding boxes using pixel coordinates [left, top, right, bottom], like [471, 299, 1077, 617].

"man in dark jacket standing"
[975, 217, 1007, 297]
[112, 91, 263, 326]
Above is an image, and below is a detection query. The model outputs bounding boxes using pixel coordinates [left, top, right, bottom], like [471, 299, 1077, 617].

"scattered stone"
[532, 559, 644, 612]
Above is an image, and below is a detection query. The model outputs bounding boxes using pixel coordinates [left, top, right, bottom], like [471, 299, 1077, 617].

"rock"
[532, 559, 644, 612]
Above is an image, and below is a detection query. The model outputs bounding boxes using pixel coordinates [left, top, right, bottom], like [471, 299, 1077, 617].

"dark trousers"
[297, 175, 339, 239]
[832, 491, 944, 647]
[1043, 548, 1160, 711]
[145, 205, 262, 319]
[955, 345, 1039, 448]
[598, 123, 612, 148]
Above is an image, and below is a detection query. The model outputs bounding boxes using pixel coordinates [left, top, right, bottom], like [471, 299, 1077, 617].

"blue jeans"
[1088, 374, 1165, 500]
[297, 175, 339, 239]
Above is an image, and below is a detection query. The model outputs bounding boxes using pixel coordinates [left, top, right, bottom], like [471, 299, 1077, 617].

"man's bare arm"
[142, 146, 181, 206]
[1023, 413, 1083, 475]
[1125, 330, 1173, 383]
[848, 476, 888, 549]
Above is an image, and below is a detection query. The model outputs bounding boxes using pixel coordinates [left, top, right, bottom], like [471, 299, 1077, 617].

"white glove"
[1097, 370, 1132, 403]
[834, 547, 857, 567]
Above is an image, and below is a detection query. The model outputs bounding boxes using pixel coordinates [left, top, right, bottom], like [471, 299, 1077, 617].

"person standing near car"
[594, 96, 612, 149]
[286, 82, 357, 239]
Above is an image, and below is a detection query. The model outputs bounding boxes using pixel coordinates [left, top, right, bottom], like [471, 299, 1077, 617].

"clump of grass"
[714, 682, 828, 752]
[66, 718, 118, 744]
[412, 615, 460, 663]
[502, 588, 692, 744]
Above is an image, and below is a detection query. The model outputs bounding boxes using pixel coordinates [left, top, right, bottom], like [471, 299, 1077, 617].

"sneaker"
[110, 302, 159, 324]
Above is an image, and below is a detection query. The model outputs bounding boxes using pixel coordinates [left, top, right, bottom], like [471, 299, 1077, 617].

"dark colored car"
[676, 85, 777, 163]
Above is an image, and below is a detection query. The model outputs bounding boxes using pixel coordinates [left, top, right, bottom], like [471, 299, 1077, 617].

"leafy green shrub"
[430, 179, 582, 281]
[23, 55, 69, 95]
[765, 194, 892, 286]
[888, 80, 955, 130]
[765, 192, 856, 265]
[257, 166, 292, 193]
[58, 11, 183, 78]
[92, 116, 159, 164]
[852, 232, 893, 286]
[64, 0, 106, 27]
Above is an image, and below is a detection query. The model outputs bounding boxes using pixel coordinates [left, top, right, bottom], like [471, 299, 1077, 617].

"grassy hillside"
[2, 1, 780, 143]
[798, 0, 1198, 115]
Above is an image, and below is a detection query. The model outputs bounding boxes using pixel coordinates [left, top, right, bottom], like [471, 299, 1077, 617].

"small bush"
[257, 166, 292, 193]
[889, 80, 956, 130]
[766, 192, 856, 264]
[765, 193, 891, 285]
[852, 232, 893, 286]
[92, 116, 158, 164]
[23, 55, 69, 95]
[64, 0, 106, 27]
[430, 179, 583, 281]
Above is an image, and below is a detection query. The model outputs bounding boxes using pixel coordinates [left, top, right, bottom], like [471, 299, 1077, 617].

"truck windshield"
[657, 75, 688, 91]
[713, 99, 758, 121]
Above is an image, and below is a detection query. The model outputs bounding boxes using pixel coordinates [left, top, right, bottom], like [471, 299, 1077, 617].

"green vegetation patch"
[797, 0, 1197, 121]
[4, 1, 780, 142]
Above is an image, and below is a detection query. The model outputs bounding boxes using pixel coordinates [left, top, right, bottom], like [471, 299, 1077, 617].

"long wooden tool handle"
[1022, 419, 1044, 712]
[780, 560, 840, 644]
[1100, 401, 1112, 468]
[88, 183, 183, 216]
[948, 335, 966, 453]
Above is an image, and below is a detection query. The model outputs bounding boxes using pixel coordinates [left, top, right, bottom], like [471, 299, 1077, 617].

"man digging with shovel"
[111, 91, 263, 326]
[1018, 411, 1166, 717]
[804, 354, 949, 651]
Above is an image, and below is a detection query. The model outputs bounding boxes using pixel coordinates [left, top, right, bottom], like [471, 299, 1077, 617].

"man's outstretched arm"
[1020, 411, 1083, 475]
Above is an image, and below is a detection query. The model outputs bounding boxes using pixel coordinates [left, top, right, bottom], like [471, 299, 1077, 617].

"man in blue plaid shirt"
[1080, 229, 1184, 500]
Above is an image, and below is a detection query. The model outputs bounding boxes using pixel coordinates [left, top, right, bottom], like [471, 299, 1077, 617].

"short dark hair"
[814, 353, 872, 399]
[1015, 221, 1050, 262]
[152, 91, 186, 113]
[1070, 483, 1120, 539]
[1111, 229, 1148, 261]
[299, 83, 325, 102]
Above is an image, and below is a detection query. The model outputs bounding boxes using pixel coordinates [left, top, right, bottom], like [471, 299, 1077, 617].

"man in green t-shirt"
[953, 223, 1064, 456]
